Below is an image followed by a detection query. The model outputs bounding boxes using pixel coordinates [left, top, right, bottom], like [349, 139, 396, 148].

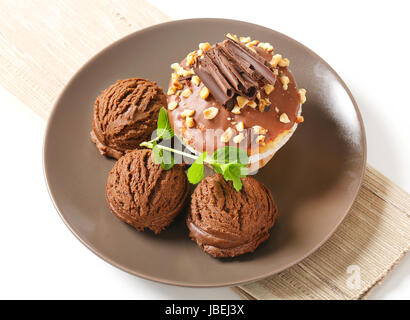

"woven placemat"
[1, 0, 408, 300]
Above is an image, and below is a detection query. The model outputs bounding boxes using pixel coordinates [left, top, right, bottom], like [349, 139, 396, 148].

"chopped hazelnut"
[258, 42, 274, 52]
[167, 86, 176, 95]
[280, 113, 290, 123]
[256, 91, 261, 100]
[256, 135, 265, 145]
[298, 88, 307, 104]
[221, 127, 234, 143]
[280, 75, 290, 90]
[231, 106, 241, 114]
[296, 115, 304, 123]
[248, 101, 257, 108]
[184, 68, 195, 77]
[236, 121, 245, 132]
[226, 33, 238, 41]
[258, 99, 266, 112]
[172, 80, 183, 90]
[199, 86, 210, 100]
[275, 106, 279, 113]
[185, 116, 195, 128]
[186, 52, 196, 66]
[270, 54, 282, 67]
[236, 96, 249, 108]
[247, 40, 259, 46]
[203, 107, 219, 120]
[192, 75, 201, 86]
[263, 84, 274, 95]
[279, 58, 290, 67]
[199, 42, 211, 51]
[181, 109, 195, 118]
[252, 125, 268, 135]
[168, 101, 178, 111]
[181, 88, 192, 98]
[240, 36, 251, 43]
[233, 132, 245, 144]
[171, 63, 180, 70]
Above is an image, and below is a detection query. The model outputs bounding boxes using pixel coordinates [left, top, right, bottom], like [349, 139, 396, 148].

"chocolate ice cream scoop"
[187, 174, 278, 258]
[91, 78, 167, 159]
[106, 149, 189, 234]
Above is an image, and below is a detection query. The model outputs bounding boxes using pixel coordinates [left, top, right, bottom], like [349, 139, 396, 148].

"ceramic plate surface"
[44, 19, 366, 287]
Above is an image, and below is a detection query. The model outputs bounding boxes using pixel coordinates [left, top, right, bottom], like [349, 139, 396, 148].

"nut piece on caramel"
[280, 113, 290, 123]
[168, 101, 178, 111]
[200, 87, 210, 100]
[181, 109, 195, 118]
[203, 107, 219, 120]
[221, 127, 234, 143]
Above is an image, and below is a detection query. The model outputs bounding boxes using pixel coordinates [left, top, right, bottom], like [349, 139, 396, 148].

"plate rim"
[43, 18, 367, 288]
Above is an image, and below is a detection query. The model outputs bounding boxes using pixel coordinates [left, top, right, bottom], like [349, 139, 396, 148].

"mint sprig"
[140, 107, 249, 191]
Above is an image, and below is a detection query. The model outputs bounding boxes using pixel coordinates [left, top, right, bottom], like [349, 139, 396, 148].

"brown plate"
[43, 19, 366, 287]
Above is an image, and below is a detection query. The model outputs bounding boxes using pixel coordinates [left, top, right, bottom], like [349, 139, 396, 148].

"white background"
[0, 0, 408, 299]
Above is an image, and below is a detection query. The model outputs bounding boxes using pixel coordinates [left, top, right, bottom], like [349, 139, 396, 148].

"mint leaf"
[219, 162, 245, 191]
[212, 163, 223, 174]
[212, 146, 249, 166]
[152, 142, 175, 170]
[152, 141, 161, 164]
[232, 177, 243, 191]
[187, 152, 207, 184]
[160, 150, 174, 170]
[157, 107, 174, 139]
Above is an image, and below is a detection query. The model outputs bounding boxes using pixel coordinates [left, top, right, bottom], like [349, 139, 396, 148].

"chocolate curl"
[212, 45, 257, 100]
[193, 65, 233, 107]
[223, 38, 277, 85]
[193, 52, 234, 106]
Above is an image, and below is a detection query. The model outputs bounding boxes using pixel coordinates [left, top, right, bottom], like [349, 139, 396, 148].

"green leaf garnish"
[140, 109, 250, 190]
[212, 146, 249, 166]
[157, 107, 174, 140]
[152, 142, 175, 170]
[187, 152, 207, 184]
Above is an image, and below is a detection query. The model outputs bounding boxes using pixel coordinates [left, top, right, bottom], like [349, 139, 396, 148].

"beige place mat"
[236, 166, 410, 299]
[1, 0, 409, 300]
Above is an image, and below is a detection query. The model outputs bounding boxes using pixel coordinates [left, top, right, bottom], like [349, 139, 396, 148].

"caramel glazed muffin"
[106, 149, 189, 234]
[91, 78, 167, 159]
[167, 34, 307, 171]
[187, 174, 278, 258]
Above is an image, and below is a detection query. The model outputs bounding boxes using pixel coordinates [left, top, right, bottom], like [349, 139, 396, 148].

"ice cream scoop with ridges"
[187, 174, 278, 258]
[91, 78, 167, 159]
[106, 149, 189, 234]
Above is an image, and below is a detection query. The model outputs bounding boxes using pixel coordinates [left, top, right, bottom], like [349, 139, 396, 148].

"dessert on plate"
[167, 34, 306, 171]
[187, 174, 278, 258]
[91, 78, 167, 159]
[105, 149, 189, 234]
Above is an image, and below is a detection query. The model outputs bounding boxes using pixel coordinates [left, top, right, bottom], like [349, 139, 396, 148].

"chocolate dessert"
[106, 149, 189, 234]
[91, 78, 167, 159]
[187, 174, 278, 258]
[167, 34, 306, 171]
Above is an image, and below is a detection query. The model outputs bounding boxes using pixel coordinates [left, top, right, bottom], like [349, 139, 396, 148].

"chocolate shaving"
[223, 38, 277, 85]
[193, 37, 277, 107]
[193, 61, 233, 107]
